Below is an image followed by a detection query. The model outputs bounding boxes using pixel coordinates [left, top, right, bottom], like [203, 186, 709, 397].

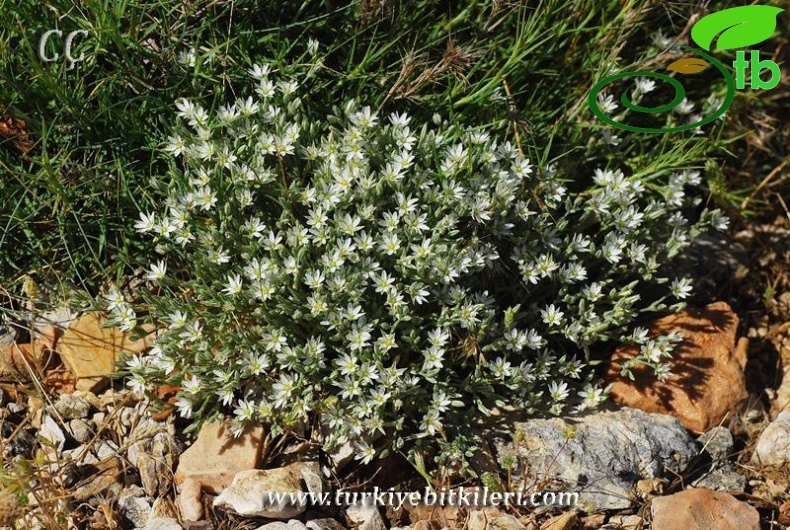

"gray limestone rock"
[492, 408, 698, 510]
[752, 411, 790, 467]
[691, 427, 746, 493]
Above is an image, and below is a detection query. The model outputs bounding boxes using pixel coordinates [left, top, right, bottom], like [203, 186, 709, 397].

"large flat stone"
[493, 408, 698, 510]
[174, 420, 265, 492]
[57, 312, 151, 392]
[605, 302, 748, 433]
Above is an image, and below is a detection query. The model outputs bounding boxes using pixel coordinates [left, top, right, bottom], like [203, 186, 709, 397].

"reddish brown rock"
[778, 499, 790, 526]
[650, 488, 759, 530]
[0, 341, 47, 381]
[174, 420, 266, 520]
[173, 422, 265, 521]
[605, 302, 748, 433]
[174, 420, 266, 492]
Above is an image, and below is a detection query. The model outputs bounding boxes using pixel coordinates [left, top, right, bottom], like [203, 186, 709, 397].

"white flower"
[336, 213, 362, 235]
[602, 130, 621, 146]
[630, 327, 649, 343]
[117, 305, 137, 332]
[670, 277, 693, 299]
[222, 274, 243, 296]
[145, 260, 167, 281]
[634, 78, 656, 94]
[164, 136, 187, 156]
[422, 345, 445, 371]
[256, 78, 276, 99]
[395, 193, 418, 216]
[278, 80, 299, 97]
[175, 97, 195, 118]
[597, 93, 618, 114]
[379, 232, 401, 255]
[504, 328, 526, 351]
[547, 380, 570, 401]
[123, 367, 146, 390]
[651, 30, 673, 49]
[209, 247, 231, 265]
[357, 362, 378, 386]
[641, 340, 663, 363]
[709, 210, 729, 231]
[252, 280, 275, 301]
[491, 357, 513, 379]
[654, 363, 671, 382]
[182, 374, 202, 394]
[105, 287, 126, 312]
[378, 211, 400, 231]
[307, 38, 320, 55]
[346, 324, 372, 352]
[263, 329, 288, 352]
[238, 96, 260, 117]
[178, 48, 196, 67]
[335, 352, 358, 376]
[216, 387, 234, 406]
[304, 269, 325, 290]
[593, 168, 617, 186]
[249, 63, 272, 80]
[234, 398, 256, 422]
[189, 107, 209, 128]
[420, 410, 442, 436]
[218, 104, 239, 123]
[180, 321, 203, 343]
[337, 376, 362, 399]
[168, 310, 188, 329]
[134, 212, 156, 234]
[408, 283, 430, 305]
[576, 384, 605, 410]
[674, 98, 695, 116]
[371, 270, 395, 294]
[376, 333, 397, 353]
[470, 196, 492, 223]
[583, 282, 603, 301]
[388, 112, 410, 127]
[350, 106, 378, 128]
[431, 390, 452, 413]
[242, 350, 269, 375]
[540, 304, 564, 327]
[354, 440, 377, 465]
[601, 232, 626, 263]
[175, 397, 193, 418]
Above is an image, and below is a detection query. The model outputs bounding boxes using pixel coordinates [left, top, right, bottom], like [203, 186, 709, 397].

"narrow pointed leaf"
[666, 57, 710, 74]
[691, 5, 783, 51]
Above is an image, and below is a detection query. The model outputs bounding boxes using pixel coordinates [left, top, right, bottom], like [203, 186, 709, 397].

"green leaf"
[691, 5, 783, 51]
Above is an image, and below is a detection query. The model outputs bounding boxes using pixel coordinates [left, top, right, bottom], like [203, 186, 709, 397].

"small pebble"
[69, 419, 94, 444]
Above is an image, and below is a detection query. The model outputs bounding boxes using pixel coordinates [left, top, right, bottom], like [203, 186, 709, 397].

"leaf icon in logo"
[692, 5, 784, 51]
[667, 57, 710, 74]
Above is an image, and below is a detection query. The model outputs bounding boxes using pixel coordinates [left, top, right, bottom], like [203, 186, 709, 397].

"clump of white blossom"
[113, 64, 728, 465]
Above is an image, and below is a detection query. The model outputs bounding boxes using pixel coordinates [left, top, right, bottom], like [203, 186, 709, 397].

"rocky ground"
[0, 217, 789, 530]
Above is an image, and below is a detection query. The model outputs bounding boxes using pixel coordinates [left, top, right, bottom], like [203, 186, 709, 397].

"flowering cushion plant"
[113, 64, 728, 466]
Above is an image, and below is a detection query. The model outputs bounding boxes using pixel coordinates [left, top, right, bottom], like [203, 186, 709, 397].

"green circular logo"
[588, 45, 736, 134]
